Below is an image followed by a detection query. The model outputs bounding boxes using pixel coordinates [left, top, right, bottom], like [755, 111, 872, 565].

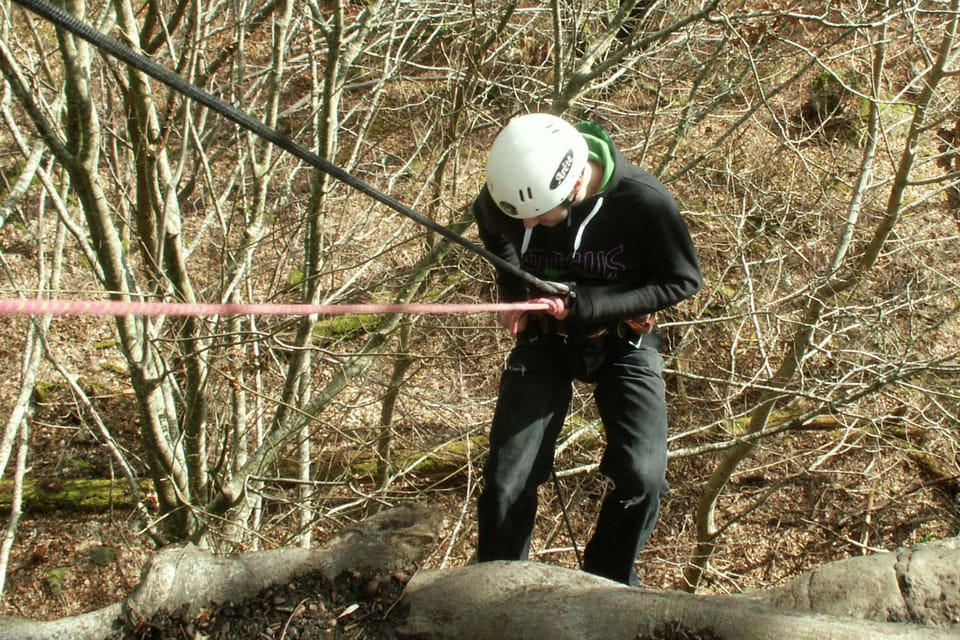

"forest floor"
[111, 563, 415, 640]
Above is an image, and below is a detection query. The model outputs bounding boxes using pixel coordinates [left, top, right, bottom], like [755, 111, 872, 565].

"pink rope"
[0, 297, 565, 318]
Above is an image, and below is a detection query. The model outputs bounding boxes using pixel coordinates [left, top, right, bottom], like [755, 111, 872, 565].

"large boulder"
[399, 559, 960, 640]
[753, 537, 960, 629]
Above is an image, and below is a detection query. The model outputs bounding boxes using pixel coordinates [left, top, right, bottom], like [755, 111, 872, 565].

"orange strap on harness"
[623, 312, 656, 334]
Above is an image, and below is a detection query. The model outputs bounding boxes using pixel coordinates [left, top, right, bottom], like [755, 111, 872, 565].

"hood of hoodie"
[576, 120, 616, 192]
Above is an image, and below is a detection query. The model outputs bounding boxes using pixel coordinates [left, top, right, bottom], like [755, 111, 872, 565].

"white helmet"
[485, 113, 588, 219]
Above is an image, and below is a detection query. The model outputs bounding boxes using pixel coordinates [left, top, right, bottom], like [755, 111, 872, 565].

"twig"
[278, 598, 307, 640]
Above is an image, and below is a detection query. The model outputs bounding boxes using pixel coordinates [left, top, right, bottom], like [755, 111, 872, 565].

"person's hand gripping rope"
[501, 283, 573, 336]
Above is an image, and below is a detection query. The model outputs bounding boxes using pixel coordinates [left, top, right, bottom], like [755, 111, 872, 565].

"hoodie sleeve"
[564, 181, 703, 325]
[471, 188, 529, 303]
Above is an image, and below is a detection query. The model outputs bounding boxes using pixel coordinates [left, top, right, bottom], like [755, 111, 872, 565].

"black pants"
[476, 327, 668, 586]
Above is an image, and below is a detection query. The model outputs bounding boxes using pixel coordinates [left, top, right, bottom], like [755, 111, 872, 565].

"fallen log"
[0, 478, 149, 513]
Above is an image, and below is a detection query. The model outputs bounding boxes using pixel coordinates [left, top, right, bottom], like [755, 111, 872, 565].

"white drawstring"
[520, 196, 603, 258]
[572, 196, 603, 256]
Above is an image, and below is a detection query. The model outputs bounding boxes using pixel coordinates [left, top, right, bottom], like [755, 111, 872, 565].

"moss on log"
[0, 478, 149, 513]
[340, 433, 488, 480]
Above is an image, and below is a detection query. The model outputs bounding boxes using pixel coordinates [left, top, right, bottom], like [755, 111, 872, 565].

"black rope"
[11, 0, 567, 297]
[551, 470, 583, 569]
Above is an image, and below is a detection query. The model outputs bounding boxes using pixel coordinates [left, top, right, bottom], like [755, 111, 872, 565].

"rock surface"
[754, 537, 960, 628]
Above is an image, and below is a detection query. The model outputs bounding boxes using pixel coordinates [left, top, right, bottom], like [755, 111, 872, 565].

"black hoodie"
[473, 121, 703, 331]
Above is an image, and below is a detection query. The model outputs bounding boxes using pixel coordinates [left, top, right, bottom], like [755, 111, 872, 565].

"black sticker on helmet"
[549, 149, 575, 190]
